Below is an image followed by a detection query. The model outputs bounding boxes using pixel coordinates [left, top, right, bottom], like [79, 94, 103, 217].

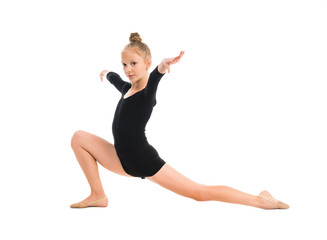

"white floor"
[1, 0, 326, 239]
[1, 172, 325, 239]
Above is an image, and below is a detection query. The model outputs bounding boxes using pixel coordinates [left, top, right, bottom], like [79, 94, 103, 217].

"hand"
[161, 51, 185, 73]
[100, 70, 109, 82]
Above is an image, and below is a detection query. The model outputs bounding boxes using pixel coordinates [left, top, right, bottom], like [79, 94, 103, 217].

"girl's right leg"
[70, 130, 130, 206]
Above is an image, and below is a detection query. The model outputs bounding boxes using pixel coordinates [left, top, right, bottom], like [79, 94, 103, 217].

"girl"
[70, 33, 289, 209]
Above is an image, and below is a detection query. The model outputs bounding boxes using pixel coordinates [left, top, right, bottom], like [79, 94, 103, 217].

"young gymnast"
[70, 32, 289, 209]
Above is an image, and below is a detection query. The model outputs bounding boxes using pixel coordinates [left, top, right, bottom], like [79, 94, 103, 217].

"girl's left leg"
[147, 164, 282, 209]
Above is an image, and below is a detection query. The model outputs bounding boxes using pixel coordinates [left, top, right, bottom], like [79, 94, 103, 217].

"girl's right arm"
[102, 70, 130, 94]
[100, 70, 110, 82]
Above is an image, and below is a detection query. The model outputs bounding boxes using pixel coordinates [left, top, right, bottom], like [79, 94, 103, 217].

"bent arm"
[101, 69, 129, 94]
[100, 70, 110, 82]
[107, 72, 129, 93]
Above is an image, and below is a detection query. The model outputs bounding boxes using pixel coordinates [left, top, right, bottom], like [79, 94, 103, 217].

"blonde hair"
[124, 32, 152, 60]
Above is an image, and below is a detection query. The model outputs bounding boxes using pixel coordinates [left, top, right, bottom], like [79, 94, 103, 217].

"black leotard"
[106, 66, 166, 178]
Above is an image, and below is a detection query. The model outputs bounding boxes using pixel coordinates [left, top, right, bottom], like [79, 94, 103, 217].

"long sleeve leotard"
[106, 66, 166, 178]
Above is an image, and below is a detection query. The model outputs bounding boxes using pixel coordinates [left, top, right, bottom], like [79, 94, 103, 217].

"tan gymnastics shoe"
[70, 196, 108, 208]
[259, 191, 289, 209]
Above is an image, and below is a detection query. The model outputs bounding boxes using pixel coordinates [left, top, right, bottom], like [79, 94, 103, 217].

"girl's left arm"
[158, 51, 184, 74]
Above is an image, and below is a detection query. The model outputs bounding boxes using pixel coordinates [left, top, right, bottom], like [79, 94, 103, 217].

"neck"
[131, 73, 148, 91]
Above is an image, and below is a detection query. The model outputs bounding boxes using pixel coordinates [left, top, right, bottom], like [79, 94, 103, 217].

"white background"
[1, 0, 326, 239]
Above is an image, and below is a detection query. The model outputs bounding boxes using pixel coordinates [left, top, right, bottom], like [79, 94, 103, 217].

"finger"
[173, 56, 181, 64]
[178, 51, 184, 60]
[172, 57, 179, 63]
[168, 54, 181, 65]
[174, 55, 181, 62]
[175, 52, 184, 62]
[170, 56, 176, 63]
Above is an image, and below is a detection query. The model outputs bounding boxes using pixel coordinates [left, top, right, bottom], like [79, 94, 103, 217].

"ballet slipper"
[259, 192, 289, 209]
[70, 196, 108, 208]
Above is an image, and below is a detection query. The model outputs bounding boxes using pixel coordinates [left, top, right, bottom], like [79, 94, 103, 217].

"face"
[121, 47, 151, 83]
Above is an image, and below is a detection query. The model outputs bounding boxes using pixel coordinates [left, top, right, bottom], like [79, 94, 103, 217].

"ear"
[146, 58, 152, 70]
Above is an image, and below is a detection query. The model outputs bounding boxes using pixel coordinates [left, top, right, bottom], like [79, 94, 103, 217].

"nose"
[125, 65, 131, 73]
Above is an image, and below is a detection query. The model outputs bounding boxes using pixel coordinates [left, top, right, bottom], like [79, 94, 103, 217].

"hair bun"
[129, 32, 142, 43]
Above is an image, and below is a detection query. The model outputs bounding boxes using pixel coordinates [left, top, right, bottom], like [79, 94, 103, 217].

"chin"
[129, 77, 140, 82]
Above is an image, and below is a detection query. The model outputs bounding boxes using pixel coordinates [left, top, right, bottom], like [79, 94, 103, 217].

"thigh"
[72, 130, 130, 177]
[147, 164, 203, 200]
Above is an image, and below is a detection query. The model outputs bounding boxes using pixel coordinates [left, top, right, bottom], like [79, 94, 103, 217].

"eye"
[122, 63, 126, 67]
[131, 62, 136, 66]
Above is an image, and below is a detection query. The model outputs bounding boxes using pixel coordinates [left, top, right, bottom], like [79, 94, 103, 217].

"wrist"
[158, 61, 167, 74]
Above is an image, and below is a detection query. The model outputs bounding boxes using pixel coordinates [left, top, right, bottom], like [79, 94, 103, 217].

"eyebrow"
[121, 60, 137, 64]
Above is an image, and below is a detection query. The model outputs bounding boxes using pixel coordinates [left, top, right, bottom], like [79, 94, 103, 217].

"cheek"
[135, 65, 144, 73]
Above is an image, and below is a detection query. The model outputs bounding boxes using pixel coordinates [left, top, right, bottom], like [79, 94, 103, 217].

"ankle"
[91, 190, 106, 198]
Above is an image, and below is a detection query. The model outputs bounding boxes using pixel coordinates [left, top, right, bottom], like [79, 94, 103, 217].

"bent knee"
[71, 130, 87, 149]
[192, 184, 209, 202]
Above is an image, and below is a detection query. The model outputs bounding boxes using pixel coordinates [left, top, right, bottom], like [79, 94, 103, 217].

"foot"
[70, 194, 108, 208]
[258, 190, 289, 210]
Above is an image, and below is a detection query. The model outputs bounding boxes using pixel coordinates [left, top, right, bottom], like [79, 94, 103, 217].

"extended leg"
[148, 164, 287, 209]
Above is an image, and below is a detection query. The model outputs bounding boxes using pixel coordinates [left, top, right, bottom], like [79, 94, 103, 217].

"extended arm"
[158, 51, 184, 74]
[144, 51, 184, 101]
